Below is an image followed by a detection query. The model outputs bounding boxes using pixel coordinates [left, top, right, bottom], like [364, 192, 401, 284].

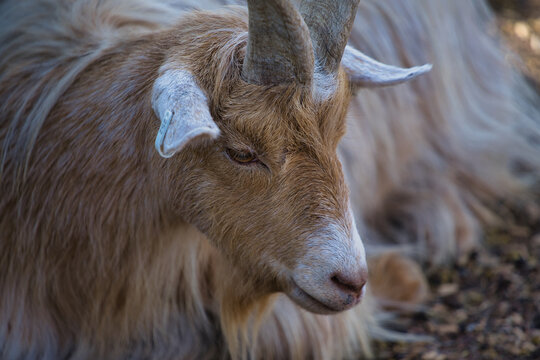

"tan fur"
[368, 253, 429, 307]
[0, 2, 373, 358]
[0, 0, 539, 359]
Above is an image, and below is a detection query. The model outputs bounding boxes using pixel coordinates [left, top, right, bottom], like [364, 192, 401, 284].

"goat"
[0, 0, 538, 359]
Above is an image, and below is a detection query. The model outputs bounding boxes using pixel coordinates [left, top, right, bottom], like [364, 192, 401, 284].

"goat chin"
[0, 0, 539, 359]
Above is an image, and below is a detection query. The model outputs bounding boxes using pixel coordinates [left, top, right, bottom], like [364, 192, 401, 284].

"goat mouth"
[288, 281, 341, 315]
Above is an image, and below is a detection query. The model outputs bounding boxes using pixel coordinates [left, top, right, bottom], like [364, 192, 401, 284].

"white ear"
[342, 45, 432, 87]
[152, 68, 220, 158]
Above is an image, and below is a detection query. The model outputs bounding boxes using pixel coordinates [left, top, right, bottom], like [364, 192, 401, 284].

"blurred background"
[373, 2, 540, 359]
[491, 0, 540, 87]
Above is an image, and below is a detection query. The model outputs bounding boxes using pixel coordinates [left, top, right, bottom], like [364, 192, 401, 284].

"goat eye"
[225, 148, 258, 165]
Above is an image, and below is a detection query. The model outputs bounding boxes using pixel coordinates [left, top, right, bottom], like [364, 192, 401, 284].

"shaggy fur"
[0, 0, 538, 359]
[343, 0, 540, 262]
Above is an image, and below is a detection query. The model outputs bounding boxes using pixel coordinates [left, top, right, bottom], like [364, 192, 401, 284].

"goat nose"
[331, 270, 367, 297]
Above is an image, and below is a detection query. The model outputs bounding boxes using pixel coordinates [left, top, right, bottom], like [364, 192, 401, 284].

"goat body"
[0, 0, 538, 359]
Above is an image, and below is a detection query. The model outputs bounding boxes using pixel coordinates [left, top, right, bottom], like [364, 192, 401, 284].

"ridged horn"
[242, 0, 314, 86]
[299, 0, 360, 74]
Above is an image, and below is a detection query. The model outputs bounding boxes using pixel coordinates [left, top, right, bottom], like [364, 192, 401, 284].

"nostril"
[331, 272, 367, 295]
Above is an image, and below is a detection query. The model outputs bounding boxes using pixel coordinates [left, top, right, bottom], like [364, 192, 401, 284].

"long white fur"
[341, 0, 540, 262]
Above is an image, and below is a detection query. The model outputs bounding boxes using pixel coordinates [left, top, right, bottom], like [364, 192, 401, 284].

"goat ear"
[342, 45, 432, 88]
[152, 68, 220, 158]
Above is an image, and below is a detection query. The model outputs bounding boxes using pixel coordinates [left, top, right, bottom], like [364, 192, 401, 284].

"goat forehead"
[222, 115, 341, 162]
[221, 93, 348, 150]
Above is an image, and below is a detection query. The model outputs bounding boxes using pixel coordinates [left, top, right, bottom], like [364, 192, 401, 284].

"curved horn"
[342, 45, 433, 87]
[299, 0, 360, 74]
[243, 0, 314, 86]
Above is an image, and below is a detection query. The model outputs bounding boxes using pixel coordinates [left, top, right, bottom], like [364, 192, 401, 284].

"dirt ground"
[372, 2, 540, 359]
[373, 205, 540, 360]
